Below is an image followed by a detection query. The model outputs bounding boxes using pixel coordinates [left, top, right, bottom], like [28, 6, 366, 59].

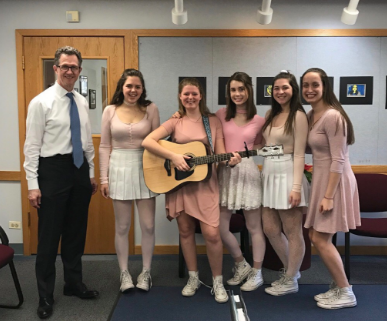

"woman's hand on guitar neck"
[171, 153, 192, 171]
[228, 152, 241, 167]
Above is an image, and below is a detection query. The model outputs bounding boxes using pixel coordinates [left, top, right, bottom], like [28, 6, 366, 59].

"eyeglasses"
[56, 65, 80, 72]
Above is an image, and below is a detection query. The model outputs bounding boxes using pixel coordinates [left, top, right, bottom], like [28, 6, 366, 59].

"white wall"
[1, 0, 387, 245]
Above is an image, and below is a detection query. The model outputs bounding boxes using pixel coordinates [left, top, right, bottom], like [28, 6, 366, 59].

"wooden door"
[23, 36, 125, 254]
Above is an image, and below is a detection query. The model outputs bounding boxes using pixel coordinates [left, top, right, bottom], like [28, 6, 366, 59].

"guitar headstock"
[258, 144, 284, 158]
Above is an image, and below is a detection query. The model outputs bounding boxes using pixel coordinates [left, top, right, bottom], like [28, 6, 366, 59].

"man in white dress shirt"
[24, 46, 99, 319]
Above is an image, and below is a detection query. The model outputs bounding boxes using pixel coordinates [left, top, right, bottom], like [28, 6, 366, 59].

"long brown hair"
[110, 69, 152, 107]
[262, 71, 306, 136]
[301, 68, 355, 145]
[225, 72, 257, 121]
[178, 78, 212, 116]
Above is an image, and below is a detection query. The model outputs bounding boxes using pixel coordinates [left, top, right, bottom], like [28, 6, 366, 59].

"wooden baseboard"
[137, 245, 387, 256]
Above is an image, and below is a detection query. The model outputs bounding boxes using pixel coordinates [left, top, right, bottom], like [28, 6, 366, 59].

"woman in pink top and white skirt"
[216, 72, 267, 291]
[261, 71, 309, 297]
[99, 69, 160, 293]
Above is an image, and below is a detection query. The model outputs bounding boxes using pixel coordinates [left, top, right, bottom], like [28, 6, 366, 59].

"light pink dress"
[304, 109, 360, 233]
[161, 115, 224, 227]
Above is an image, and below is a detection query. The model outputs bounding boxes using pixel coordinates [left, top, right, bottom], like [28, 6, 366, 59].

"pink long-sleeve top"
[215, 108, 265, 152]
[263, 110, 308, 193]
[99, 103, 160, 184]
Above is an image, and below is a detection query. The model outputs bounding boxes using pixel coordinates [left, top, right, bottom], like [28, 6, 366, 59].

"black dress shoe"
[63, 282, 99, 299]
[37, 298, 53, 319]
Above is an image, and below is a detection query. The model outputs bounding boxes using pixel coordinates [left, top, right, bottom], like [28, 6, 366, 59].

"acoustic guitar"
[143, 140, 284, 194]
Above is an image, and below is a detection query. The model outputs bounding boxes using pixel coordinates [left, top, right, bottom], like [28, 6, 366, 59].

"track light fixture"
[172, 0, 187, 25]
[257, 0, 273, 25]
[341, 0, 360, 25]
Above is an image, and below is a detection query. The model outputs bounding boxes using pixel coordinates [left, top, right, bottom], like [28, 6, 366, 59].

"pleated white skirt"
[108, 148, 158, 200]
[262, 154, 309, 210]
[218, 157, 262, 211]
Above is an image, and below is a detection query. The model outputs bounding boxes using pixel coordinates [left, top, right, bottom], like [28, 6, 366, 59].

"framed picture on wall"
[256, 77, 274, 105]
[178, 77, 207, 101]
[89, 89, 96, 109]
[339, 76, 373, 105]
[218, 77, 229, 105]
[79, 75, 88, 96]
[300, 76, 334, 104]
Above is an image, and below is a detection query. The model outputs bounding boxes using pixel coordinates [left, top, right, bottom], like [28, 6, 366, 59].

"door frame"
[16, 28, 387, 255]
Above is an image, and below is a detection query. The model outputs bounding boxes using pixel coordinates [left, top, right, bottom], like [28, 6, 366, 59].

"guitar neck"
[192, 149, 259, 165]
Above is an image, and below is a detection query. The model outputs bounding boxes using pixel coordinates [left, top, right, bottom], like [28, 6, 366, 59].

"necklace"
[236, 109, 247, 114]
[186, 115, 202, 122]
[310, 114, 324, 131]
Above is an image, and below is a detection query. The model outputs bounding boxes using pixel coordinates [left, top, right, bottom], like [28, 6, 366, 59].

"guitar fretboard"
[191, 150, 259, 165]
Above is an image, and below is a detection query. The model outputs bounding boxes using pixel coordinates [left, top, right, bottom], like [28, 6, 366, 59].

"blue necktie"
[66, 93, 84, 168]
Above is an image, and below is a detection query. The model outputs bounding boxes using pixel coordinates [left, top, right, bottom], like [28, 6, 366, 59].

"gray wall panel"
[297, 37, 382, 165]
[139, 37, 213, 123]
[378, 38, 387, 164]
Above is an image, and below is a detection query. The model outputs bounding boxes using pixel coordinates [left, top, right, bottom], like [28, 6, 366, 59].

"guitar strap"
[202, 116, 214, 154]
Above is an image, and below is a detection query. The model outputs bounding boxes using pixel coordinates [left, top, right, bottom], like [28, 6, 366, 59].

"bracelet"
[324, 196, 334, 200]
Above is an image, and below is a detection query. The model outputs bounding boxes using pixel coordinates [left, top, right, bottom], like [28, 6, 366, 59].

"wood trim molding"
[0, 171, 21, 181]
[2, 165, 385, 183]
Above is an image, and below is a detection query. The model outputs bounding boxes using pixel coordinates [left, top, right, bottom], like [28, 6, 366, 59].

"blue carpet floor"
[110, 285, 387, 321]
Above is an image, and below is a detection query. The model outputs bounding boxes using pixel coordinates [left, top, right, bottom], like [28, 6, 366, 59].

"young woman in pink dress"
[99, 69, 160, 293]
[261, 71, 309, 296]
[302, 68, 360, 309]
[142, 78, 241, 303]
[216, 72, 266, 291]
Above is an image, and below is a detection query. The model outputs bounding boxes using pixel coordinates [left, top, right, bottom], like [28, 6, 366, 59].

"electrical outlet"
[9, 221, 21, 229]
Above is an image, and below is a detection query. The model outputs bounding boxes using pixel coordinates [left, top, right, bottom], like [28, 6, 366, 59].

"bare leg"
[136, 198, 156, 270]
[176, 212, 197, 272]
[309, 228, 349, 288]
[244, 207, 265, 269]
[112, 200, 132, 271]
[219, 206, 243, 261]
[278, 207, 305, 277]
[262, 207, 289, 268]
[200, 221, 223, 277]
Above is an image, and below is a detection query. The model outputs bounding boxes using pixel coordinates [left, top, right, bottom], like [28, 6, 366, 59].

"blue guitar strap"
[202, 116, 214, 154]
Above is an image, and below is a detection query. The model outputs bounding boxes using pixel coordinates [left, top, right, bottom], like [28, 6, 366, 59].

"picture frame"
[218, 77, 230, 105]
[89, 89, 96, 109]
[179, 77, 207, 100]
[339, 76, 373, 105]
[256, 77, 274, 105]
[300, 76, 334, 104]
[79, 75, 88, 96]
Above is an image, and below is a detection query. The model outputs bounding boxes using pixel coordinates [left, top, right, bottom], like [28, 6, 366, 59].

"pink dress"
[304, 109, 361, 233]
[161, 115, 224, 227]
